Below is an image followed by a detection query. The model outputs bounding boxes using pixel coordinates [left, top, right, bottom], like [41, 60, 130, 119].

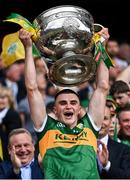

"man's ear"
[53, 106, 57, 115]
[78, 106, 86, 119]
[8, 145, 11, 155]
[127, 91, 130, 97]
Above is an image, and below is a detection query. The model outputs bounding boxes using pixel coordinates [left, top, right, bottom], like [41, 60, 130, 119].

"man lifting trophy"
[2, 5, 114, 179]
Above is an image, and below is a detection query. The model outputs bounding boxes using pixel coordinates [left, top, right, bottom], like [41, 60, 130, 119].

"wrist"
[25, 45, 32, 52]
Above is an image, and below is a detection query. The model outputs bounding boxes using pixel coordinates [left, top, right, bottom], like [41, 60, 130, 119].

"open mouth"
[64, 111, 73, 118]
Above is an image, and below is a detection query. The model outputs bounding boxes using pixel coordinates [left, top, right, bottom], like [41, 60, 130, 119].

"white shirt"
[99, 134, 109, 149]
[0, 107, 9, 124]
[20, 159, 34, 180]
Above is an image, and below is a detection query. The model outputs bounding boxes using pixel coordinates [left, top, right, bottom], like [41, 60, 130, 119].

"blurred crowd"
[0, 30, 130, 179]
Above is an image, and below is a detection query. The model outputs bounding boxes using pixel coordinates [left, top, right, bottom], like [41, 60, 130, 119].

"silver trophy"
[33, 5, 96, 86]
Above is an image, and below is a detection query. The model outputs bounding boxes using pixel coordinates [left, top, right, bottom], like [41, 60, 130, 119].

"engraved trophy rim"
[34, 5, 94, 20]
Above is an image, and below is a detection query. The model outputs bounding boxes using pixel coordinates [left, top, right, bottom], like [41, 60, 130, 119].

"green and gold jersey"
[36, 113, 100, 179]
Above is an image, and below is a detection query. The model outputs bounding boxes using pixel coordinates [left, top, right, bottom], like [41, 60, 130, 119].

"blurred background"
[0, 0, 129, 48]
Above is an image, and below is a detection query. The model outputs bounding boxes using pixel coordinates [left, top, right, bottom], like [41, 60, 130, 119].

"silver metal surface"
[33, 5, 96, 86]
[49, 54, 96, 86]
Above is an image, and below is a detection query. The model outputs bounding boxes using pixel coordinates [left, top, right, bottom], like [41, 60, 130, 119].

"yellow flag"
[1, 31, 25, 67]
[0, 137, 3, 160]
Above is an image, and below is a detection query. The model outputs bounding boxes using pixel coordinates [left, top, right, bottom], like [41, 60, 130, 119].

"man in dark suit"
[97, 106, 130, 179]
[0, 128, 44, 179]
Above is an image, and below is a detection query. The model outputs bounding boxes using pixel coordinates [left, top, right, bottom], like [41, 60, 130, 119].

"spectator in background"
[116, 61, 130, 85]
[105, 38, 121, 86]
[105, 39, 120, 83]
[110, 81, 130, 147]
[108, 114, 120, 141]
[0, 62, 22, 109]
[98, 106, 130, 179]
[106, 95, 117, 116]
[110, 80, 130, 110]
[0, 128, 44, 179]
[0, 86, 22, 160]
[115, 42, 130, 68]
[117, 107, 130, 147]
[106, 95, 120, 140]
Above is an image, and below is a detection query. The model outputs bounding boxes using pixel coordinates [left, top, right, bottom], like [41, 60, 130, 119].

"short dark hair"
[117, 106, 130, 120]
[110, 80, 130, 96]
[55, 89, 79, 101]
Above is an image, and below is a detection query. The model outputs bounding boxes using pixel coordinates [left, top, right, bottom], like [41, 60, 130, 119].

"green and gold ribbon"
[92, 33, 114, 68]
[4, 13, 38, 41]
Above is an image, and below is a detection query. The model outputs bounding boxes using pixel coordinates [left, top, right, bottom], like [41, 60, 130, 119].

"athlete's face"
[54, 93, 81, 128]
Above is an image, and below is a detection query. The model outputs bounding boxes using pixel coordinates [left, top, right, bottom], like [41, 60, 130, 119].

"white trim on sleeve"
[34, 115, 47, 132]
[87, 113, 101, 131]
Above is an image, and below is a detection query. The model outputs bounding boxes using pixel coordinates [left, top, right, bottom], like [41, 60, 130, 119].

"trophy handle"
[94, 23, 104, 33]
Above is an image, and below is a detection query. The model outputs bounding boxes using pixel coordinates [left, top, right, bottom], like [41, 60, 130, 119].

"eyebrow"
[59, 100, 66, 103]
[58, 100, 78, 104]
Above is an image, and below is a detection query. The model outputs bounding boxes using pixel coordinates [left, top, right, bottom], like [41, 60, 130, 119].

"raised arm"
[19, 29, 46, 129]
[88, 28, 109, 128]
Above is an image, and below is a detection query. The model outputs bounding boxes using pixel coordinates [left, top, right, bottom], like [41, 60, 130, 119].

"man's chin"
[62, 117, 72, 123]
[20, 156, 29, 163]
[21, 159, 30, 166]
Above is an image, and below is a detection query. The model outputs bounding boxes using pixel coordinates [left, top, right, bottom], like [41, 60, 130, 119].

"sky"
[0, 0, 129, 45]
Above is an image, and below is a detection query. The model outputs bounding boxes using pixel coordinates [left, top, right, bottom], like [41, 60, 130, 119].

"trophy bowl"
[33, 5, 96, 86]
